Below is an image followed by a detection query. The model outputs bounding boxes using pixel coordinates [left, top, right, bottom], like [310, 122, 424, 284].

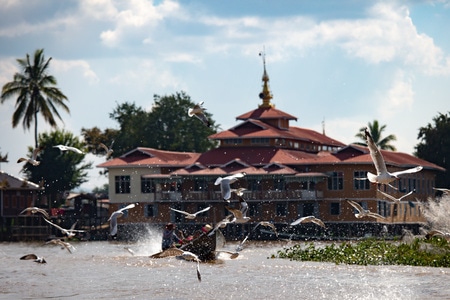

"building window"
[330, 202, 340, 215]
[145, 204, 157, 217]
[115, 176, 130, 194]
[328, 172, 344, 190]
[276, 202, 288, 216]
[141, 177, 155, 193]
[251, 138, 269, 145]
[224, 138, 242, 145]
[353, 171, 370, 190]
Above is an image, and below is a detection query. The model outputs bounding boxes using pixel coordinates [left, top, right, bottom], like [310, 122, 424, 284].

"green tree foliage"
[82, 91, 218, 156]
[415, 112, 450, 188]
[21, 130, 92, 208]
[1, 49, 69, 148]
[354, 120, 397, 151]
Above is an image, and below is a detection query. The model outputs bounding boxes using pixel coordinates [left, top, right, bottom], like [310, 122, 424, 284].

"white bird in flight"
[99, 140, 114, 159]
[45, 239, 76, 253]
[53, 144, 84, 154]
[347, 199, 386, 220]
[215, 172, 246, 202]
[290, 216, 326, 228]
[19, 207, 50, 219]
[169, 206, 211, 219]
[364, 127, 422, 187]
[225, 195, 250, 224]
[150, 247, 202, 282]
[108, 203, 136, 236]
[188, 101, 211, 127]
[236, 221, 278, 252]
[17, 147, 41, 166]
[378, 189, 415, 202]
[43, 218, 85, 239]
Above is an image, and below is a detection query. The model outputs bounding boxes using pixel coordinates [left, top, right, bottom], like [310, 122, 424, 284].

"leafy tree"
[354, 120, 397, 151]
[415, 112, 450, 188]
[148, 92, 218, 152]
[82, 91, 219, 156]
[21, 129, 92, 208]
[1, 49, 69, 148]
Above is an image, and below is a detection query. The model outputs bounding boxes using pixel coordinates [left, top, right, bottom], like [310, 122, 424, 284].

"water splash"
[421, 194, 450, 232]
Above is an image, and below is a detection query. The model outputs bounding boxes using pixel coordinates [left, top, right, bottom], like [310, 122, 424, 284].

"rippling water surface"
[1, 231, 450, 300]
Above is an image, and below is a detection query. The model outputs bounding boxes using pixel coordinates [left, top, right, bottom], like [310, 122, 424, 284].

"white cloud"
[98, 0, 181, 47]
[378, 70, 414, 118]
[52, 59, 99, 85]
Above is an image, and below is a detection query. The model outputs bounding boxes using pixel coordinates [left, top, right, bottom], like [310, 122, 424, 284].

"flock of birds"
[16, 102, 450, 282]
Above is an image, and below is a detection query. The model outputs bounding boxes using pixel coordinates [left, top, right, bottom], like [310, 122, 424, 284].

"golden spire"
[258, 48, 274, 108]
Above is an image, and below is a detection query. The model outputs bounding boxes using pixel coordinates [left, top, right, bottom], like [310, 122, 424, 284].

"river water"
[1, 227, 450, 300]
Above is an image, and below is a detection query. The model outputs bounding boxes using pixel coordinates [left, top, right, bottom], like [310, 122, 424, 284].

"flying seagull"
[378, 189, 415, 202]
[169, 206, 211, 220]
[53, 144, 84, 154]
[347, 199, 386, 220]
[225, 195, 250, 224]
[43, 218, 85, 239]
[364, 127, 422, 187]
[188, 101, 211, 127]
[236, 221, 278, 252]
[17, 147, 41, 166]
[150, 248, 202, 282]
[20, 254, 46, 264]
[99, 140, 114, 159]
[108, 203, 136, 236]
[45, 239, 76, 253]
[290, 216, 326, 228]
[214, 172, 246, 202]
[19, 207, 50, 219]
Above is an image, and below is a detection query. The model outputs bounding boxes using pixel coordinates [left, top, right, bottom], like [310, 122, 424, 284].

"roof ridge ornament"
[258, 48, 274, 108]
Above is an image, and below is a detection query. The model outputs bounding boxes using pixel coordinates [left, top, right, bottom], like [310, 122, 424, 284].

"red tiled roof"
[236, 107, 297, 120]
[97, 147, 201, 168]
[0, 170, 42, 190]
[209, 119, 345, 147]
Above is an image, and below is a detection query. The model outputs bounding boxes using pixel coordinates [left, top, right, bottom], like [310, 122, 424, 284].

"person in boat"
[161, 223, 184, 250]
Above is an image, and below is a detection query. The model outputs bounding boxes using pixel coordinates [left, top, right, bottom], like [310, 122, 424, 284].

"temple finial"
[258, 47, 274, 108]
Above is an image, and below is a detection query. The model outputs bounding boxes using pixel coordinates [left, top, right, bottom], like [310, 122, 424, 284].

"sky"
[0, 0, 449, 192]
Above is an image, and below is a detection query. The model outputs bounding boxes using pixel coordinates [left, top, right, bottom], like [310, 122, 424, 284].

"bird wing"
[377, 189, 398, 202]
[347, 200, 364, 213]
[150, 247, 184, 258]
[214, 177, 223, 185]
[259, 222, 278, 235]
[225, 206, 243, 219]
[31, 148, 41, 160]
[311, 218, 326, 228]
[365, 128, 388, 175]
[43, 218, 67, 233]
[67, 146, 83, 154]
[221, 180, 232, 200]
[397, 190, 415, 201]
[109, 215, 119, 235]
[99, 143, 109, 152]
[290, 216, 307, 226]
[367, 212, 386, 220]
[390, 166, 423, 178]
[17, 158, 28, 163]
[117, 203, 136, 213]
[193, 206, 211, 215]
[169, 207, 190, 216]
[433, 188, 450, 194]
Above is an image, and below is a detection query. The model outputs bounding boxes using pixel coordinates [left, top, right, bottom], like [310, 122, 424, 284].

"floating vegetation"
[274, 238, 450, 267]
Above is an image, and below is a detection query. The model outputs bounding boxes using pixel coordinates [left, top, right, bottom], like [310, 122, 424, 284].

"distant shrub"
[274, 238, 450, 267]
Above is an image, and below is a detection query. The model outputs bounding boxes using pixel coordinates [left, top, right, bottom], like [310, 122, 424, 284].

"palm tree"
[355, 120, 397, 151]
[1, 49, 69, 148]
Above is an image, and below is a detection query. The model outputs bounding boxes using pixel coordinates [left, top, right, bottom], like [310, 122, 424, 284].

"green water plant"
[274, 238, 450, 267]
